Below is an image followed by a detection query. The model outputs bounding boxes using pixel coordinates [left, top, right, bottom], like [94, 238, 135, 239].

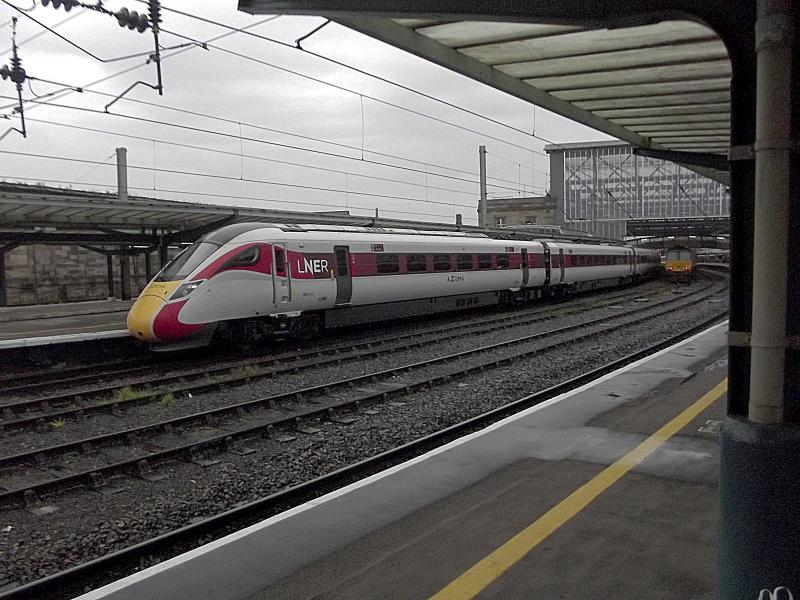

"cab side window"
[225, 246, 260, 268]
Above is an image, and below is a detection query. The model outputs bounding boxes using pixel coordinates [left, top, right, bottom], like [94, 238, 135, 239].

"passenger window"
[495, 254, 509, 269]
[406, 254, 427, 272]
[477, 254, 492, 269]
[274, 246, 286, 276]
[224, 246, 259, 268]
[457, 254, 474, 270]
[434, 254, 451, 271]
[377, 254, 400, 274]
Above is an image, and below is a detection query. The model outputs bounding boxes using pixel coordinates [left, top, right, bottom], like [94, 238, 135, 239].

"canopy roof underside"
[391, 18, 729, 149]
[239, 3, 732, 184]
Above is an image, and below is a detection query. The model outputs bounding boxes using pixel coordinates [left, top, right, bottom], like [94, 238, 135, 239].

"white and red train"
[127, 223, 662, 348]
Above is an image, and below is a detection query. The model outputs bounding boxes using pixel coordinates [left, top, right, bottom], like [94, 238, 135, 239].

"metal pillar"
[120, 253, 131, 301]
[144, 251, 153, 282]
[116, 147, 128, 202]
[158, 238, 169, 268]
[720, 1, 800, 597]
[106, 254, 114, 299]
[749, 0, 793, 422]
[478, 145, 488, 227]
[0, 249, 6, 307]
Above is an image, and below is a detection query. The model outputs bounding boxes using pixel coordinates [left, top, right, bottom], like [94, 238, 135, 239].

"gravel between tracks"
[0, 282, 726, 589]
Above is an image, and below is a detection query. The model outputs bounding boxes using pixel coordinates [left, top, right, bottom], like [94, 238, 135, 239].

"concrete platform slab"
[0, 300, 132, 347]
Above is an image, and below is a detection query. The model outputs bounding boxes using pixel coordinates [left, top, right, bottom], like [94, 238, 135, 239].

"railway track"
[0, 284, 673, 429]
[0, 279, 725, 507]
[0, 305, 728, 600]
[0, 283, 662, 399]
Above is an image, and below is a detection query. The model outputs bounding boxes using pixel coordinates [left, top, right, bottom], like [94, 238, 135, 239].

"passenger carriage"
[127, 223, 661, 348]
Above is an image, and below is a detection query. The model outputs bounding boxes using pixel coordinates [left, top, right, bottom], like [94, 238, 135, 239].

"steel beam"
[0, 231, 151, 245]
[633, 147, 729, 171]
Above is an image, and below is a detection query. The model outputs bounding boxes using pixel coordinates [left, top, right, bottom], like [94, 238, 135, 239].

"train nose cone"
[127, 281, 180, 342]
[127, 294, 165, 342]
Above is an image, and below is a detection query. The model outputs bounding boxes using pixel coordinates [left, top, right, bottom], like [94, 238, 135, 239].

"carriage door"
[630, 248, 636, 275]
[558, 249, 566, 283]
[273, 244, 291, 308]
[520, 248, 530, 287]
[334, 245, 352, 305]
[542, 242, 551, 286]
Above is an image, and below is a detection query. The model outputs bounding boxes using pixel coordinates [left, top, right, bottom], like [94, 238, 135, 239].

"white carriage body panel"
[167, 225, 645, 329]
[179, 270, 272, 325]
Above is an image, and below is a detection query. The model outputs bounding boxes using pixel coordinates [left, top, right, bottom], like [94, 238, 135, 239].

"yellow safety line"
[430, 377, 728, 600]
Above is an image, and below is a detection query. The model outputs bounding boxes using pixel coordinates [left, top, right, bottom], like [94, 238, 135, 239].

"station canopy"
[0, 182, 602, 248]
[239, 3, 732, 183]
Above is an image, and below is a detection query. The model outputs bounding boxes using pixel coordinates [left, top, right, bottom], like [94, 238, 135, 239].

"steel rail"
[0, 283, 725, 505]
[0, 310, 728, 600]
[0, 285, 668, 425]
[2, 283, 657, 399]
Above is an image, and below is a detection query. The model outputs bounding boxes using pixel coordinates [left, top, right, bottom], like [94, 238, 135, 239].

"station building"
[546, 141, 730, 240]
[485, 195, 556, 229]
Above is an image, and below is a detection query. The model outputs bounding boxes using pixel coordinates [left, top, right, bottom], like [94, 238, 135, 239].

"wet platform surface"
[0, 300, 132, 346]
[80, 322, 727, 600]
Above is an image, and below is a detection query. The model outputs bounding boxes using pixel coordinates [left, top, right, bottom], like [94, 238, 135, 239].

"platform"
[0, 300, 132, 348]
[79, 322, 728, 600]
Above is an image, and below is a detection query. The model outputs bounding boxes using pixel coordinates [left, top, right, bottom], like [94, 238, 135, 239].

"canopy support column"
[106, 255, 114, 299]
[120, 253, 131, 301]
[720, 1, 800, 597]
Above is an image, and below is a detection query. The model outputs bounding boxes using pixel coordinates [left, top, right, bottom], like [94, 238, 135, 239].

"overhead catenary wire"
[0, 10, 547, 190]
[0, 5, 559, 200]
[137, 1, 564, 154]
[0, 174, 467, 220]
[4, 5, 553, 159]
[204, 40, 545, 156]
[72, 150, 115, 183]
[1, 0, 118, 63]
[0, 15, 283, 113]
[15, 86, 529, 189]
[0, 9, 83, 56]
[23, 116, 482, 197]
[0, 94, 532, 195]
[0, 148, 480, 208]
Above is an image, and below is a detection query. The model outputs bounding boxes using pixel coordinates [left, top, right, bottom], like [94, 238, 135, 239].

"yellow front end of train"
[663, 247, 696, 282]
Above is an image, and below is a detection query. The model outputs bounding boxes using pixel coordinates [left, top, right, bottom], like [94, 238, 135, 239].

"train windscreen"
[665, 249, 693, 261]
[155, 242, 218, 281]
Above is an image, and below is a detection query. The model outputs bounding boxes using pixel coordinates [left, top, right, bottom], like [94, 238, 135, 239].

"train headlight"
[170, 280, 203, 300]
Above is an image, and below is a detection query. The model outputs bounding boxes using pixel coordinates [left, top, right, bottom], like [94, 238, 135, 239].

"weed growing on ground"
[50, 418, 65, 429]
[235, 365, 260, 378]
[160, 392, 176, 406]
[115, 386, 137, 401]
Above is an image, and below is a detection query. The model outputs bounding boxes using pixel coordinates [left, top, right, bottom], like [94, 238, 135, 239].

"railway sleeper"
[186, 449, 220, 468]
[267, 424, 296, 443]
[295, 418, 321, 435]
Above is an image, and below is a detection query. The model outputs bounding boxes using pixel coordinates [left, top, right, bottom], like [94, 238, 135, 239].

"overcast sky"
[0, 1, 613, 225]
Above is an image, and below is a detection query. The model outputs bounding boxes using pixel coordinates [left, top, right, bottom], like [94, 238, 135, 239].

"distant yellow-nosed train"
[663, 246, 697, 282]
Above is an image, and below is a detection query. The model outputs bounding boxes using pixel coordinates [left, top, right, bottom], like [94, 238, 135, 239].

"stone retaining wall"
[2, 245, 154, 306]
